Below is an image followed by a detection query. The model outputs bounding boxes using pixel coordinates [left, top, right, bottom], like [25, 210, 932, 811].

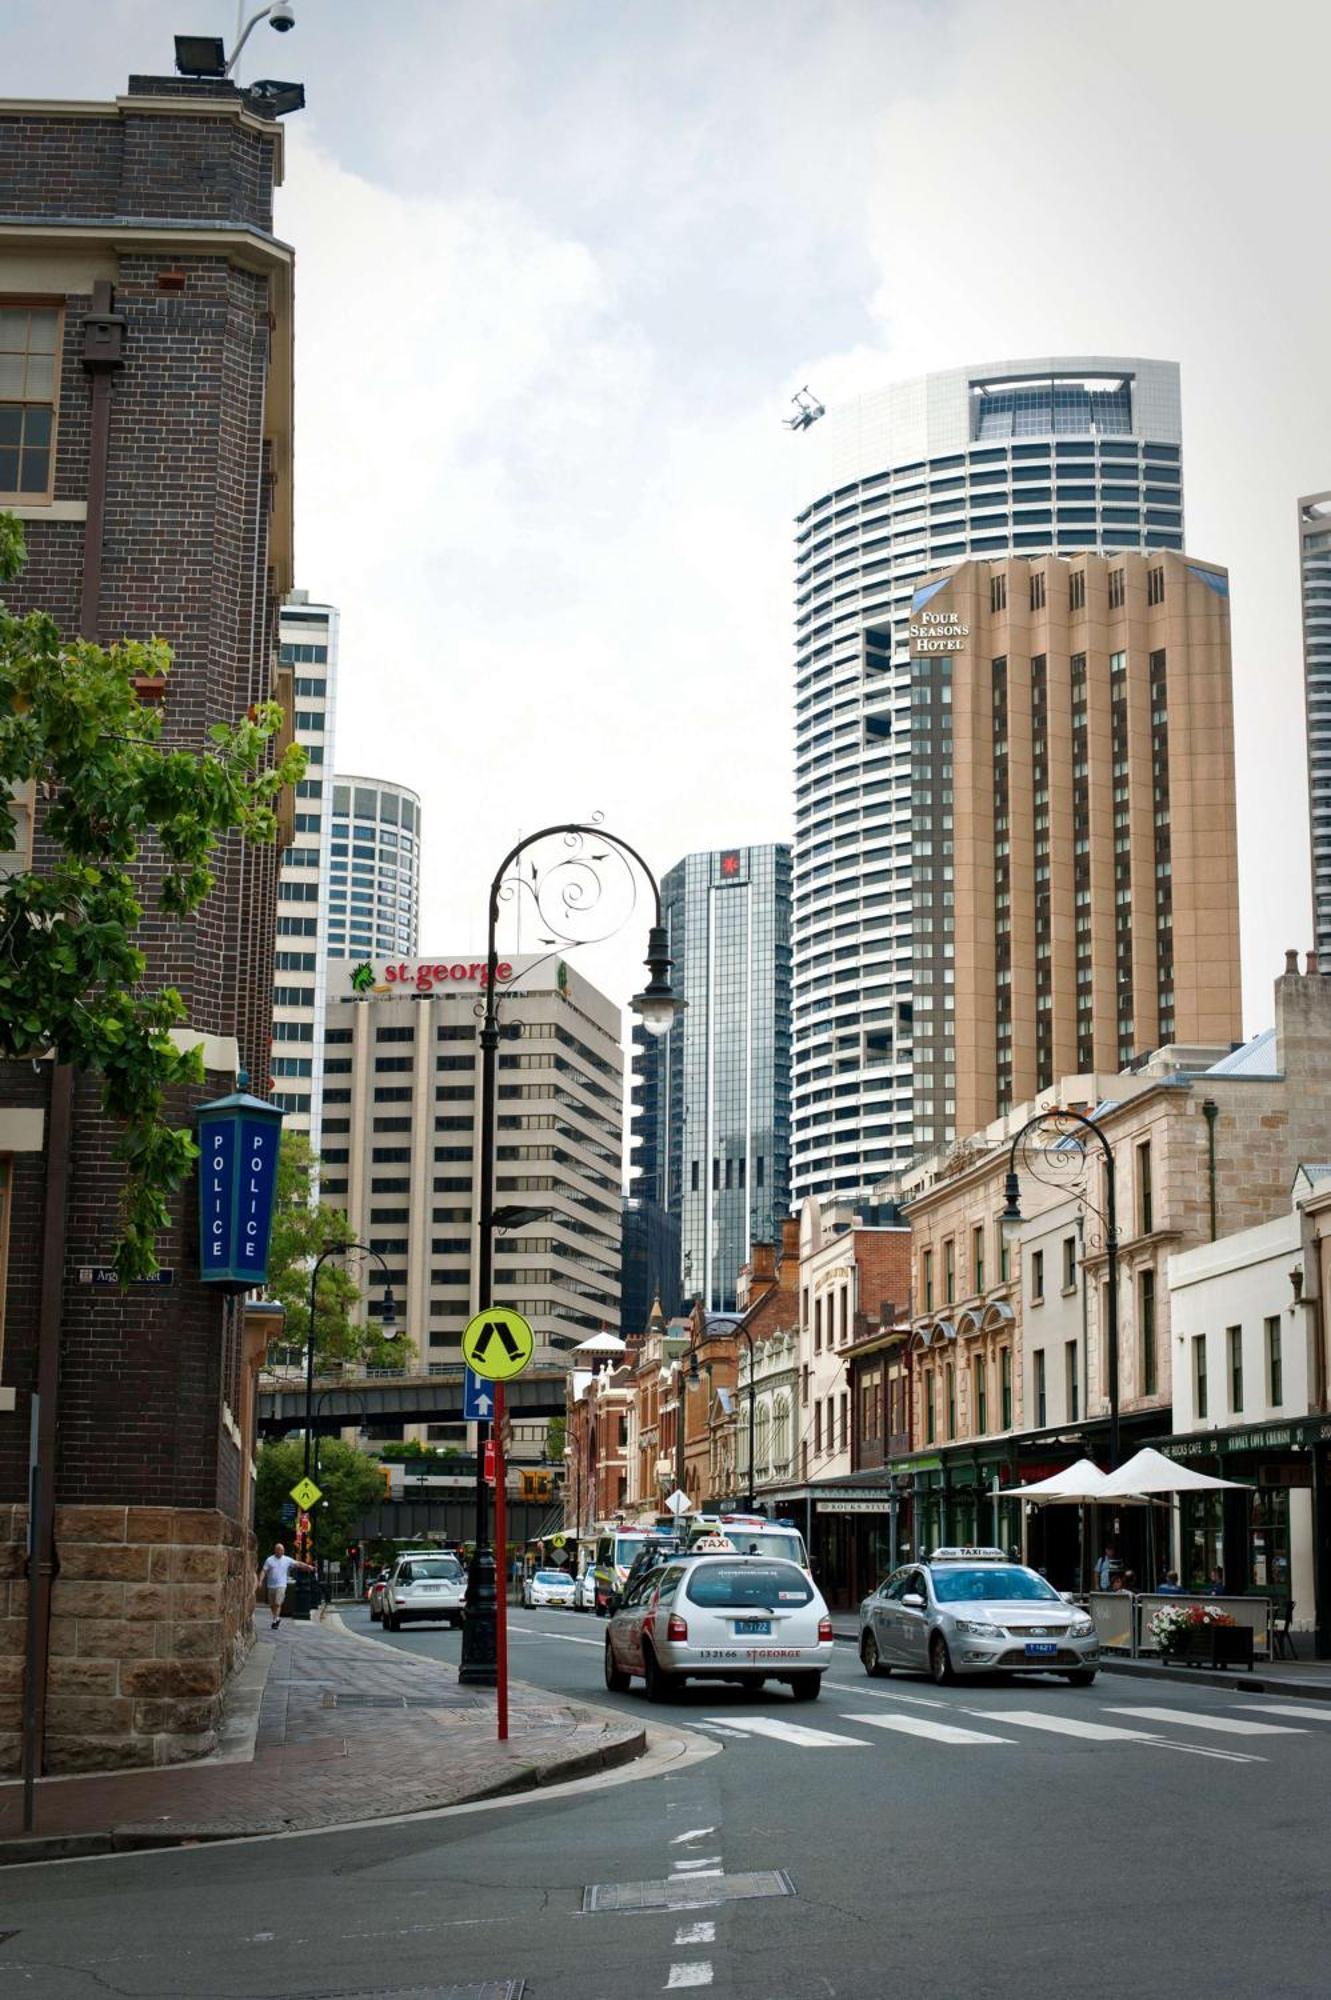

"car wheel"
[1065, 1668, 1097, 1687]
[384, 1610, 398, 1632]
[860, 1631, 890, 1678]
[929, 1634, 956, 1685]
[449, 1615, 463, 1630]
[737, 1673, 764, 1692]
[604, 1637, 631, 1694]
[370, 1606, 381, 1623]
[789, 1672, 821, 1702]
[642, 1643, 674, 1704]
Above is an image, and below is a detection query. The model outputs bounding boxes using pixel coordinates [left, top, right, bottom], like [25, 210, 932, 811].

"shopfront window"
[1266, 1316, 1283, 1407]
[1249, 1487, 1291, 1594]
[1181, 1493, 1223, 1591]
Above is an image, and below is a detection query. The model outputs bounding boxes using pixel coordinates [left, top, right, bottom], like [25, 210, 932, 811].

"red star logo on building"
[720, 852, 740, 877]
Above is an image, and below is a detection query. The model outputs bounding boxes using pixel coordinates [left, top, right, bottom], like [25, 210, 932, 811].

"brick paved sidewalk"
[0, 1615, 645, 1863]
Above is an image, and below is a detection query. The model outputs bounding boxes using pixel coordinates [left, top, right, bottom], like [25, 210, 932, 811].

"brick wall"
[0, 82, 289, 1767]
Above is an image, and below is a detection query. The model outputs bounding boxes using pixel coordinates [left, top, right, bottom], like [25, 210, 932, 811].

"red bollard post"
[494, 1380, 509, 1742]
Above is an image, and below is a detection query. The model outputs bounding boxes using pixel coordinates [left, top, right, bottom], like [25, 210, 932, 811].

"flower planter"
[1162, 1623, 1254, 1670]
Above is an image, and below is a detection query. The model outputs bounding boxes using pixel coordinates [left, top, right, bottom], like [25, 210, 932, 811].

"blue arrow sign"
[463, 1365, 495, 1423]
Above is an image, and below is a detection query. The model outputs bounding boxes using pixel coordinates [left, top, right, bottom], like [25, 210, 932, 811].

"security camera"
[269, 1, 295, 30]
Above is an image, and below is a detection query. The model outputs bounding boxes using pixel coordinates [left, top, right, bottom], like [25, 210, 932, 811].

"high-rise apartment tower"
[271, 592, 339, 1142]
[909, 550, 1241, 1145]
[631, 846, 792, 1311]
[790, 358, 1185, 1199]
[1299, 493, 1331, 962]
[326, 774, 421, 962]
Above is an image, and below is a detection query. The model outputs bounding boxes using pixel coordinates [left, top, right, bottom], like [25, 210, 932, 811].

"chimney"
[779, 1215, 801, 1264]
[751, 1241, 775, 1281]
[1309, 950, 1320, 976]
[1284, 948, 1300, 976]
[1275, 952, 1331, 1077]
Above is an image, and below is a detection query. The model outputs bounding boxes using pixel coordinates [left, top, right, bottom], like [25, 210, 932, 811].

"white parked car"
[382, 1553, 466, 1631]
[604, 1553, 833, 1701]
[575, 1568, 598, 1613]
[524, 1568, 577, 1609]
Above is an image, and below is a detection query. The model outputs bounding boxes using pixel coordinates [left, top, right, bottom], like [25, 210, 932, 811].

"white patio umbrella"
[1096, 1446, 1251, 1498]
[999, 1457, 1114, 1501]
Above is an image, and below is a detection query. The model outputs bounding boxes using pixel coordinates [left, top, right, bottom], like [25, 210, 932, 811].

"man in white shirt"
[257, 1542, 313, 1630]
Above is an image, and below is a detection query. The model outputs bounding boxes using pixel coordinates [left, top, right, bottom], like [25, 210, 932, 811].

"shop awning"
[1097, 1445, 1251, 1497]
[999, 1457, 1113, 1501]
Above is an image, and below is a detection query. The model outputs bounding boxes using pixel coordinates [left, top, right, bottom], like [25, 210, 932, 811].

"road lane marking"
[506, 1625, 604, 1647]
[671, 1827, 717, 1844]
[1234, 1703, 1331, 1722]
[675, 1923, 716, 1945]
[673, 1858, 723, 1873]
[703, 1715, 867, 1748]
[1105, 1706, 1304, 1737]
[824, 1683, 948, 1707]
[839, 1710, 1014, 1746]
[968, 1710, 1163, 1742]
[666, 1963, 714, 1988]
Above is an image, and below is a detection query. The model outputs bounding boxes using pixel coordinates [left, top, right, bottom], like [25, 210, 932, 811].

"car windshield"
[536, 1570, 570, 1585]
[724, 1531, 805, 1565]
[614, 1536, 650, 1567]
[932, 1566, 1061, 1603]
[685, 1563, 814, 1609]
[408, 1559, 462, 1580]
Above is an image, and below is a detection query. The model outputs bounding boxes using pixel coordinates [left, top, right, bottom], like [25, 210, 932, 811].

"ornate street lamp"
[1001, 1107, 1120, 1468]
[459, 820, 684, 1685]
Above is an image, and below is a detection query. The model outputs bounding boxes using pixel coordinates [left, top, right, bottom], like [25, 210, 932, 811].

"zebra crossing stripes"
[966, 1709, 1159, 1743]
[700, 1715, 867, 1748]
[1232, 1703, 1331, 1723]
[839, 1711, 1014, 1746]
[1105, 1706, 1305, 1737]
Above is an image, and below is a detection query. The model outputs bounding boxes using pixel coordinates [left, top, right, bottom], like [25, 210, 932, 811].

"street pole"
[459, 821, 681, 1683]
[1002, 1106, 1121, 1470]
[738, 1324, 756, 1512]
[304, 1243, 395, 1604]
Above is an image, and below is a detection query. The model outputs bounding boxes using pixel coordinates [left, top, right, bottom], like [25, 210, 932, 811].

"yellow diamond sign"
[290, 1476, 322, 1510]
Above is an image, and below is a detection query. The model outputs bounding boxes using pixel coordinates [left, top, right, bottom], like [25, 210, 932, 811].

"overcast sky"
[9, 0, 1329, 1040]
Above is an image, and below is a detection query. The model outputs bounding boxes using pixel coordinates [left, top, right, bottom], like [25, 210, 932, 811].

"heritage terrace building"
[317, 954, 624, 1392]
[789, 357, 1186, 1201]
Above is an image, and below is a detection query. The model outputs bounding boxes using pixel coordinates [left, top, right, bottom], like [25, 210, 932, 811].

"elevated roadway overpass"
[256, 1365, 571, 1438]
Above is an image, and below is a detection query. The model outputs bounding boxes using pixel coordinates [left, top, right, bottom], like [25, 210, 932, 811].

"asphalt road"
[5, 1601, 1331, 1998]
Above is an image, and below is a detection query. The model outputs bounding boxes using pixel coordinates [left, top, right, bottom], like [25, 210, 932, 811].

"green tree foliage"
[0, 513, 306, 1280]
[254, 1435, 387, 1558]
[264, 1130, 400, 1369]
[545, 1413, 566, 1463]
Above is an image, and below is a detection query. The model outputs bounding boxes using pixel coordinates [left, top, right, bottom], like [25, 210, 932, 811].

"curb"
[0, 1724, 648, 1868]
[1097, 1655, 1331, 1700]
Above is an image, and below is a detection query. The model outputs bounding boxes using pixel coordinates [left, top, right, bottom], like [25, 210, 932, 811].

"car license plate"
[735, 1619, 772, 1636]
[1024, 1641, 1057, 1657]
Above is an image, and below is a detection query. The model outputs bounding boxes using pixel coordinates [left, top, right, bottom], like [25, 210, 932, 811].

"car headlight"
[1071, 1616, 1096, 1637]
[952, 1618, 998, 1638]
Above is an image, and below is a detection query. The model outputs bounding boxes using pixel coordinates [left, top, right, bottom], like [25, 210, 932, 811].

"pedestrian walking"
[257, 1541, 312, 1631]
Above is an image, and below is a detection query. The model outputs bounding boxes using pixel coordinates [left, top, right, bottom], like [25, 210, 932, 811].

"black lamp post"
[999, 1106, 1120, 1469]
[304, 1242, 397, 1592]
[459, 822, 683, 1686]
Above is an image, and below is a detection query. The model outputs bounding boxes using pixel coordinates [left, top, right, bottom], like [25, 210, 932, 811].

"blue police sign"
[197, 1084, 284, 1290]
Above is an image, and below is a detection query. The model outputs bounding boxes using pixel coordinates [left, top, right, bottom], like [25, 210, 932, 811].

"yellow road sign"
[290, 1476, 322, 1510]
[462, 1306, 535, 1382]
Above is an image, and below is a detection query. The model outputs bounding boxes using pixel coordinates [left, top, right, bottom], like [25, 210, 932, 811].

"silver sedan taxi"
[604, 1551, 833, 1703]
[858, 1547, 1099, 1686]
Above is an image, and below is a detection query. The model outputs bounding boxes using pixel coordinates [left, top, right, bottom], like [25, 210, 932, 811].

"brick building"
[896, 955, 1331, 1599]
[0, 74, 296, 1772]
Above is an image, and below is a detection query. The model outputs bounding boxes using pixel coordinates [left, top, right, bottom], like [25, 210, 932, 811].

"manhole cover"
[582, 1870, 794, 1914]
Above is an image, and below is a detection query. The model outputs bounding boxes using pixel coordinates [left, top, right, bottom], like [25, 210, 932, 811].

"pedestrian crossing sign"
[289, 1476, 322, 1511]
[462, 1306, 534, 1381]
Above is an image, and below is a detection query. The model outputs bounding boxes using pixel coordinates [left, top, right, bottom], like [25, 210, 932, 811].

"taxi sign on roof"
[929, 1546, 1007, 1563]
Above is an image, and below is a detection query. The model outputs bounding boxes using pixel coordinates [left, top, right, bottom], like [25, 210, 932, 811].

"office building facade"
[789, 357, 1186, 1200]
[631, 846, 792, 1311]
[319, 955, 623, 1379]
[909, 549, 1241, 1144]
[271, 592, 339, 1142]
[1300, 493, 1331, 962]
[326, 774, 421, 962]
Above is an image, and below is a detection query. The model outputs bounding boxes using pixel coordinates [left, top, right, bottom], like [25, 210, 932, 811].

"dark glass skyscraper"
[630, 845, 792, 1311]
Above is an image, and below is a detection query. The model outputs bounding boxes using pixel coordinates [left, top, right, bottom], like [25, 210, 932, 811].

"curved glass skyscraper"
[790, 357, 1185, 1201]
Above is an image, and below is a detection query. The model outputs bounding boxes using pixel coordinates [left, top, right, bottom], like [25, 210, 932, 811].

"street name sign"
[462, 1307, 534, 1382]
[463, 1365, 496, 1421]
[289, 1476, 322, 1510]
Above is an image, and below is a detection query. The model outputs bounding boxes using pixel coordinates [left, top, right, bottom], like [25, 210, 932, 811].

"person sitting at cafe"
[1157, 1570, 1184, 1594]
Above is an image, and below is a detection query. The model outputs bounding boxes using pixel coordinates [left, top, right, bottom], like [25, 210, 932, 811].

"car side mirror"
[901, 1592, 925, 1609]
[1060, 1591, 1076, 1604]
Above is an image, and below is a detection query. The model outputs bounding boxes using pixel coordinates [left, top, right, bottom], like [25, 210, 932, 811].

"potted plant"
[1150, 1603, 1253, 1669]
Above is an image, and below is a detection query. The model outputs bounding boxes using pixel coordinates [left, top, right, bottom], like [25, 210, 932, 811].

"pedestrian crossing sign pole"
[460, 1308, 533, 1742]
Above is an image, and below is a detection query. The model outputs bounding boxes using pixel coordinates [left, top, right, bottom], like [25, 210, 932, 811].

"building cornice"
[0, 94, 286, 181]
